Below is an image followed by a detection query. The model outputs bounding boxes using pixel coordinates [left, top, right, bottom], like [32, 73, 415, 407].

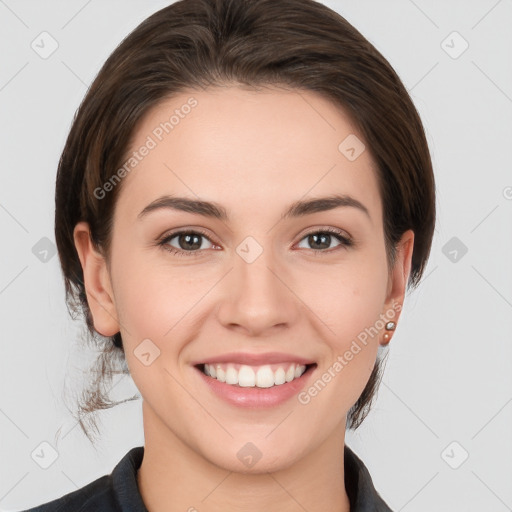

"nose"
[215, 243, 301, 337]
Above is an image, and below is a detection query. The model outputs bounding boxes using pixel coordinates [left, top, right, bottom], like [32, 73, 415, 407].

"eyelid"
[159, 226, 352, 245]
[157, 225, 354, 257]
[293, 226, 354, 252]
[158, 226, 216, 243]
[295, 225, 352, 243]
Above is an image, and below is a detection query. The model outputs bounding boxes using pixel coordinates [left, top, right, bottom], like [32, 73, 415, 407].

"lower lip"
[195, 365, 316, 408]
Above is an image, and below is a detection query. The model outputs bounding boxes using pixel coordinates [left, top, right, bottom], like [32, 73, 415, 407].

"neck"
[136, 402, 351, 512]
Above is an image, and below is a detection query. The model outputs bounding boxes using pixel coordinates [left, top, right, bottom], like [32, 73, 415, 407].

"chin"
[199, 439, 303, 475]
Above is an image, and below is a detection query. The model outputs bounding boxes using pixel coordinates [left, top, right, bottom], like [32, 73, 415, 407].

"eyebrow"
[137, 194, 371, 222]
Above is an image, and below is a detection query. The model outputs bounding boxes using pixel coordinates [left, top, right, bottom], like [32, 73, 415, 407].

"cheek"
[109, 243, 206, 339]
[297, 254, 388, 401]
[299, 253, 389, 342]
[109, 253, 200, 392]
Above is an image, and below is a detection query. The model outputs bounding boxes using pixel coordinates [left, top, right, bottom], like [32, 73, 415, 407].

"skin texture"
[74, 85, 414, 512]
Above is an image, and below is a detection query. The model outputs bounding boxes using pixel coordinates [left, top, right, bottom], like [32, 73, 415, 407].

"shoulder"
[344, 444, 394, 511]
[17, 475, 115, 512]
[17, 446, 146, 512]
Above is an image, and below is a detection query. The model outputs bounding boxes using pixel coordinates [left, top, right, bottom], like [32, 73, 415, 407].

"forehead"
[114, 85, 382, 225]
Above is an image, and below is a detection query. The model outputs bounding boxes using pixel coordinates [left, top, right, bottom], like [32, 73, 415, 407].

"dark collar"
[112, 445, 392, 511]
[343, 445, 393, 511]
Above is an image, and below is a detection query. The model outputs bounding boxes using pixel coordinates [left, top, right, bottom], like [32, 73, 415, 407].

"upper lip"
[192, 352, 316, 366]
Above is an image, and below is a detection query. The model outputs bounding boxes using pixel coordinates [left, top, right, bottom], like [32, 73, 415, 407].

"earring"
[381, 321, 396, 345]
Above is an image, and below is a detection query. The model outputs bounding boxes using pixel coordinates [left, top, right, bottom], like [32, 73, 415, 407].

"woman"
[21, 0, 435, 510]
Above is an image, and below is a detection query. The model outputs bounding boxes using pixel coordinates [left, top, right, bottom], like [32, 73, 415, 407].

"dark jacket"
[19, 444, 393, 511]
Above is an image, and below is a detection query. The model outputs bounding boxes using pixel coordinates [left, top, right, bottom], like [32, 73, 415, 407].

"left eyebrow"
[137, 193, 371, 221]
[281, 194, 370, 221]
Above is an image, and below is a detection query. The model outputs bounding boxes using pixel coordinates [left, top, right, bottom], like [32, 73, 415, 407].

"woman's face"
[76, 85, 413, 473]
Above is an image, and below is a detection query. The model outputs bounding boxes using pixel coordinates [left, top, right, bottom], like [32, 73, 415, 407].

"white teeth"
[225, 365, 238, 385]
[256, 365, 274, 388]
[216, 365, 226, 382]
[274, 367, 286, 385]
[238, 365, 255, 387]
[202, 363, 308, 388]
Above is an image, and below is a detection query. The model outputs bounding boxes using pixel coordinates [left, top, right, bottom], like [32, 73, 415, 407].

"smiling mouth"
[195, 362, 317, 388]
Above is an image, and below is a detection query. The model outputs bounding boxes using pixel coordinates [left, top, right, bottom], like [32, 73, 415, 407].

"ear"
[73, 221, 120, 337]
[381, 229, 415, 342]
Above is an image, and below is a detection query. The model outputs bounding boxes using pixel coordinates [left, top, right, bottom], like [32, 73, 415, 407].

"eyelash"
[157, 227, 353, 257]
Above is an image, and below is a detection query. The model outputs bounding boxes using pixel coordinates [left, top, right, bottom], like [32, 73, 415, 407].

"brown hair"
[55, 0, 435, 443]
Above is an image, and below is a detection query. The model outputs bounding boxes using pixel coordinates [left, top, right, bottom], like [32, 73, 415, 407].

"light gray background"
[1, 1, 511, 510]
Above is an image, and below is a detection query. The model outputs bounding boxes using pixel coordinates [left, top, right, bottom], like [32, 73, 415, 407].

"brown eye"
[159, 230, 214, 256]
[296, 228, 353, 252]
